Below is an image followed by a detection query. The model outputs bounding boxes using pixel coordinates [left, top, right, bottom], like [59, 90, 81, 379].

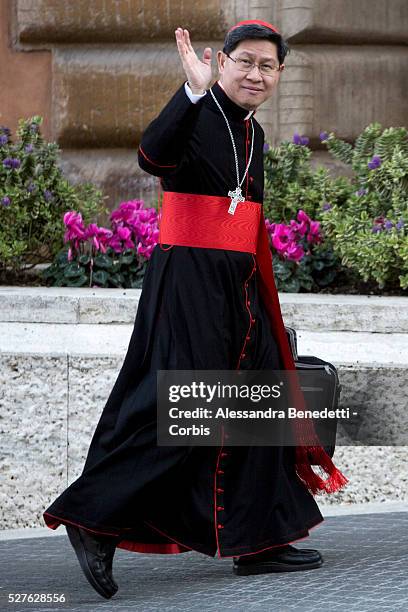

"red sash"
[158, 191, 348, 495]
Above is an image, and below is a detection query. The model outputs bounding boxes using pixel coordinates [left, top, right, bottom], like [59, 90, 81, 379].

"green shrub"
[263, 139, 348, 291]
[263, 140, 351, 223]
[0, 116, 105, 274]
[321, 124, 408, 289]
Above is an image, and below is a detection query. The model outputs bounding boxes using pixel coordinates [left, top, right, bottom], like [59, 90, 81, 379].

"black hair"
[223, 24, 290, 66]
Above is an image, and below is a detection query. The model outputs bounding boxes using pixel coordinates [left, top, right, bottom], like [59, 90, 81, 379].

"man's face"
[217, 38, 283, 110]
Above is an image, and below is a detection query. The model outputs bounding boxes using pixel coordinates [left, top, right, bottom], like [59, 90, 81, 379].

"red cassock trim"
[138, 145, 177, 169]
[117, 540, 190, 554]
[43, 511, 191, 555]
[236, 255, 257, 369]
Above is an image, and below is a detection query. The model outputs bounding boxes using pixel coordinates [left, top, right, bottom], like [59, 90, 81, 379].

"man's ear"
[217, 50, 226, 74]
[279, 64, 285, 72]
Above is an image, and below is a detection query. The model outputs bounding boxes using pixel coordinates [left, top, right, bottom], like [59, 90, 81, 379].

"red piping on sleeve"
[138, 145, 177, 168]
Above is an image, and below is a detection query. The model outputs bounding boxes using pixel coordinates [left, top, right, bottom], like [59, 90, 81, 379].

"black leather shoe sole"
[66, 525, 118, 599]
[233, 558, 323, 576]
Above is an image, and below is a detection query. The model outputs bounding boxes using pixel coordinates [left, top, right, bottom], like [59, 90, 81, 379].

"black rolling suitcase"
[285, 327, 340, 459]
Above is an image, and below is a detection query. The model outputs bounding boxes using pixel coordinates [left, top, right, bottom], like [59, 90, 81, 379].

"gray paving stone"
[0, 512, 407, 611]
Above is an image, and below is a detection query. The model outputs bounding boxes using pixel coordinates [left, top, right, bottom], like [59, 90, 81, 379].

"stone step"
[1, 287, 407, 333]
[1, 322, 407, 365]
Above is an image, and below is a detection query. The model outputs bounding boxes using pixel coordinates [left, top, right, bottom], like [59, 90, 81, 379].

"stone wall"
[0, 0, 51, 140]
[0, 0, 405, 207]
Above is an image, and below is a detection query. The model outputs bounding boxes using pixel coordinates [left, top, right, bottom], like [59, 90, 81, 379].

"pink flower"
[271, 224, 290, 251]
[63, 211, 86, 245]
[265, 210, 322, 264]
[286, 242, 305, 262]
[297, 210, 311, 224]
[117, 226, 135, 249]
[307, 220, 322, 244]
[62, 198, 160, 263]
[110, 200, 145, 227]
[265, 219, 275, 233]
[109, 199, 159, 258]
[109, 226, 135, 252]
[137, 242, 155, 259]
[295, 220, 308, 238]
[85, 223, 113, 253]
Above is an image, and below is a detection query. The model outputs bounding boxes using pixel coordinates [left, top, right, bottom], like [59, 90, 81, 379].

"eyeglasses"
[225, 53, 282, 76]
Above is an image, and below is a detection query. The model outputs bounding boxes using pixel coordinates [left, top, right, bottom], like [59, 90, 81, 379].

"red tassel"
[295, 446, 349, 495]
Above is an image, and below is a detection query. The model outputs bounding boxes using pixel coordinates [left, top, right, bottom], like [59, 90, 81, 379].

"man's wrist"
[184, 81, 207, 104]
[189, 83, 205, 95]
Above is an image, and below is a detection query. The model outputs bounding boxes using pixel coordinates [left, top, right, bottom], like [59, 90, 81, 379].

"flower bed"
[1, 117, 407, 294]
[43, 200, 158, 288]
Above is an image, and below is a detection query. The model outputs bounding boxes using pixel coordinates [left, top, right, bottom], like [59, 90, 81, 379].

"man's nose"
[246, 65, 263, 82]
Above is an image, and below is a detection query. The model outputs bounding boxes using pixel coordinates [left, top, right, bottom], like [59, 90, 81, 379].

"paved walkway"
[1, 512, 407, 611]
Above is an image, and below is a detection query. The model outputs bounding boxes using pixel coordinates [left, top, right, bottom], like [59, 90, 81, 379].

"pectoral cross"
[228, 187, 244, 215]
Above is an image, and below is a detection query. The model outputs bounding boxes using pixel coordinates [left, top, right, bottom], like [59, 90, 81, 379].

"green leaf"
[130, 277, 144, 288]
[78, 254, 91, 265]
[282, 277, 300, 292]
[94, 253, 113, 269]
[109, 273, 125, 287]
[63, 262, 84, 278]
[120, 251, 135, 265]
[91, 269, 109, 285]
[66, 274, 88, 287]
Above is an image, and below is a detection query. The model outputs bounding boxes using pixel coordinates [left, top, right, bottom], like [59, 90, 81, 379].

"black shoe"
[233, 544, 323, 575]
[66, 525, 120, 599]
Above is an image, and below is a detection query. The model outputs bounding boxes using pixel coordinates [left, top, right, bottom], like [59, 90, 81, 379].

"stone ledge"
[1, 324, 408, 365]
[1, 286, 407, 333]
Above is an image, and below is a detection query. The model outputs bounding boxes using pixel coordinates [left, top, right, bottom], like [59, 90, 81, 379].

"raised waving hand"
[175, 28, 212, 94]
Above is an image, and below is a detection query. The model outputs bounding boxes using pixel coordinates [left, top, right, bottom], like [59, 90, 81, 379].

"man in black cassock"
[43, 20, 347, 599]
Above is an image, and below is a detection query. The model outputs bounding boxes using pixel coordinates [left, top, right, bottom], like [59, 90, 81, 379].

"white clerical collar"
[217, 80, 255, 121]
